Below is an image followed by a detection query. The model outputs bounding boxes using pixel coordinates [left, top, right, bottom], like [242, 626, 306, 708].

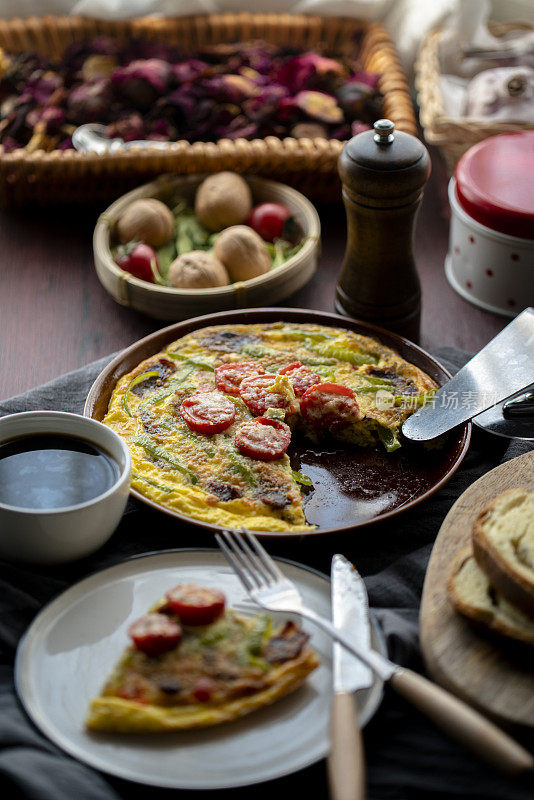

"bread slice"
[472, 489, 534, 617]
[448, 548, 534, 647]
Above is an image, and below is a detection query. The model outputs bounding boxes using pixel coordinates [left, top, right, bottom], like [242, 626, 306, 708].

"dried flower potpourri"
[0, 38, 380, 152]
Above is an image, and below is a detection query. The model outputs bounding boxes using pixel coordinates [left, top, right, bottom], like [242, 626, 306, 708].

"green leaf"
[156, 239, 177, 280]
[150, 256, 168, 286]
[271, 239, 286, 269]
[174, 208, 211, 255]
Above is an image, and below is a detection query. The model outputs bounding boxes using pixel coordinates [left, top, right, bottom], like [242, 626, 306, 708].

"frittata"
[86, 583, 319, 732]
[103, 322, 436, 532]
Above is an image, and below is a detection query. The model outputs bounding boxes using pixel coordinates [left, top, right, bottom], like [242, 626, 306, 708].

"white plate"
[15, 549, 384, 790]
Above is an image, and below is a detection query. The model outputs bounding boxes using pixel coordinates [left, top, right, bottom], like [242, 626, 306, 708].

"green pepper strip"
[263, 328, 334, 343]
[228, 450, 257, 487]
[377, 426, 401, 453]
[358, 375, 394, 387]
[355, 384, 396, 394]
[241, 343, 282, 359]
[393, 392, 435, 408]
[172, 424, 215, 457]
[291, 470, 313, 487]
[247, 614, 272, 656]
[300, 357, 338, 367]
[131, 471, 173, 494]
[138, 367, 195, 410]
[310, 341, 379, 366]
[167, 353, 215, 371]
[133, 435, 198, 484]
[122, 370, 160, 417]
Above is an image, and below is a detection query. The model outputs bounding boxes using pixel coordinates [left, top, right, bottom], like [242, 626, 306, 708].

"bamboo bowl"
[93, 173, 321, 321]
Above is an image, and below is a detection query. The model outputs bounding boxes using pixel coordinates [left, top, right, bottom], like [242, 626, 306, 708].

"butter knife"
[402, 307, 534, 441]
[327, 554, 373, 800]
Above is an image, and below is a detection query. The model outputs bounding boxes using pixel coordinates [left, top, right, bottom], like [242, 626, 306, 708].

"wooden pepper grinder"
[336, 119, 431, 342]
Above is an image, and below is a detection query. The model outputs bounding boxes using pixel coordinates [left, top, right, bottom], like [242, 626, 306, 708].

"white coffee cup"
[0, 411, 131, 564]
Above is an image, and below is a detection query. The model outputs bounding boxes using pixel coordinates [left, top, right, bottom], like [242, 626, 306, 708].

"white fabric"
[437, 0, 534, 120]
[0, 0, 532, 73]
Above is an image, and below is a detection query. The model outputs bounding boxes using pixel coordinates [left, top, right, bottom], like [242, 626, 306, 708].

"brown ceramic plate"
[84, 308, 471, 536]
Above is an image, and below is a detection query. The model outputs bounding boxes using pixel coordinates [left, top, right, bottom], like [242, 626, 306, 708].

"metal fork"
[216, 528, 534, 777]
[216, 528, 392, 679]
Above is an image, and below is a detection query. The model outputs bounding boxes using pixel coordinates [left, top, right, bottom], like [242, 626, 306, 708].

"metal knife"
[327, 554, 373, 800]
[402, 307, 534, 442]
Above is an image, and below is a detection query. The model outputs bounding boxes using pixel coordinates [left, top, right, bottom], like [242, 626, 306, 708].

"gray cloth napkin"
[0, 348, 533, 800]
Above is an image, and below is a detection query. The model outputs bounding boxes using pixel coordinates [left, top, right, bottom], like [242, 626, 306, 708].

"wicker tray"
[416, 21, 534, 172]
[0, 12, 415, 207]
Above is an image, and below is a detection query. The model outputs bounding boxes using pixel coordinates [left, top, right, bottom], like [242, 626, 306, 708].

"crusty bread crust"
[472, 489, 534, 617]
[448, 548, 534, 647]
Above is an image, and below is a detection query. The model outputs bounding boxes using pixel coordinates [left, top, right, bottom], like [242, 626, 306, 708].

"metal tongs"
[402, 307, 534, 442]
[72, 123, 174, 154]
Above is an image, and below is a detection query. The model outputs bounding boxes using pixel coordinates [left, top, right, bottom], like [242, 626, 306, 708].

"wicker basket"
[94, 173, 321, 320]
[0, 12, 415, 207]
[416, 21, 534, 172]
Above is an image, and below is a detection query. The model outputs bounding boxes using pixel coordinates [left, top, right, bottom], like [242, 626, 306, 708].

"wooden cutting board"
[420, 450, 534, 728]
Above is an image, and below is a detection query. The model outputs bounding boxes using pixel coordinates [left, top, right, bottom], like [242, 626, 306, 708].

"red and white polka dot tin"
[445, 130, 534, 317]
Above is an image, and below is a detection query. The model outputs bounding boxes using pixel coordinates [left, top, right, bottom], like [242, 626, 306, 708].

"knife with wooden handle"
[327, 554, 373, 800]
[318, 557, 533, 779]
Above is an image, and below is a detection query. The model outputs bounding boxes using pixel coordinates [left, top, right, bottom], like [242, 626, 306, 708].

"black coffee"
[0, 434, 120, 510]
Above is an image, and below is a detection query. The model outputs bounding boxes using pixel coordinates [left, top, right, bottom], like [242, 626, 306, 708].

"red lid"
[454, 131, 534, 240]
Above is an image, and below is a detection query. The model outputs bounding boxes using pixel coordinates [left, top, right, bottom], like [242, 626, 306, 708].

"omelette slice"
[86, 583, 319, 732]
[103, 322, 437, 532]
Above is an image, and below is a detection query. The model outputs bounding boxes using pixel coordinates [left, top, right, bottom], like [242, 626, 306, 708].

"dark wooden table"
[0, 148, 505, 400]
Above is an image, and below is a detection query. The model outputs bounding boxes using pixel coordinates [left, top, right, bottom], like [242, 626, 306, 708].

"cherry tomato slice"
[165, 584, 226, 625]
[278, 362, 321, 397]
[193, 677, 215, 702]
[215, 362, 265, 395]
[180, 391, 235, 434]
[234, 417, 291, 461]
[128, 613, 182, 656]
[117, 684, 149, 703]
[239, 374, 297, 417]
[278, 362, 303, 373]
[300, 382, 362, 430]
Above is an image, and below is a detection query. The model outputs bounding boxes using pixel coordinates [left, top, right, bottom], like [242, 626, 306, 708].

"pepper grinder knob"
[373, 118, 395, 144]
[335, 119, 431, 342]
